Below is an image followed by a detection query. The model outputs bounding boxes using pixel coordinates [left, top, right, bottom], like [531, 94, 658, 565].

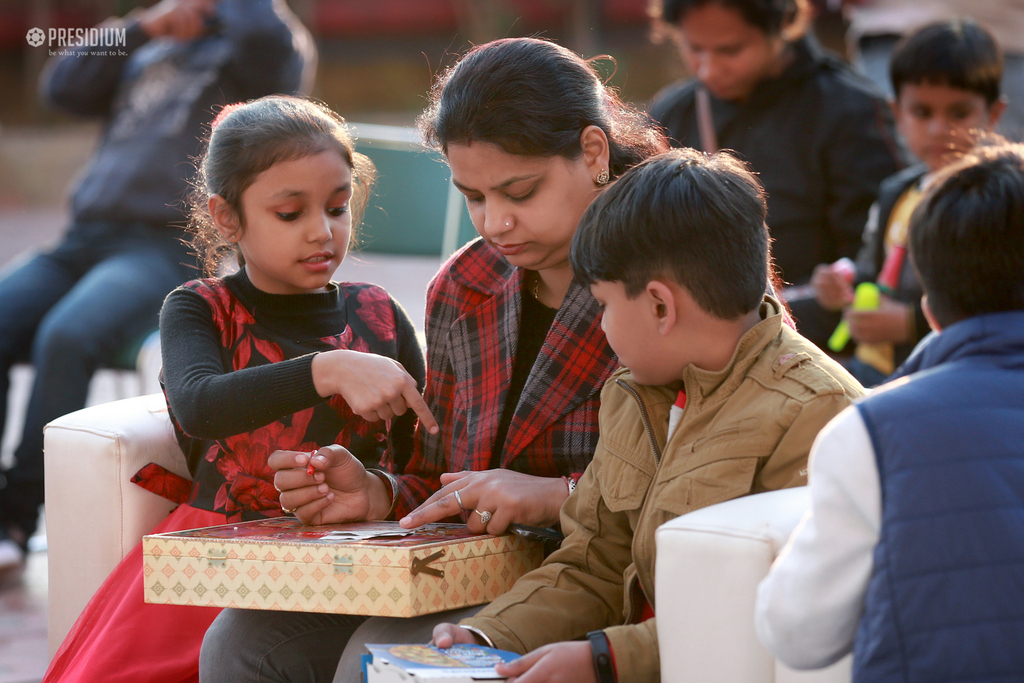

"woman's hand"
[311, 350, 439, 433]
[399, 470, 569, 534]
[846, 297, 912, 344]
[270, 445, 391, 524]
[494, 642, 596, 683]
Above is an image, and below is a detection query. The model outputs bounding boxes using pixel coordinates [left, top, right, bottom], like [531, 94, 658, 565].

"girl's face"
[447, 139, 603, 273]
[675, 2, 788, 103]
[215, 149, 353, 295]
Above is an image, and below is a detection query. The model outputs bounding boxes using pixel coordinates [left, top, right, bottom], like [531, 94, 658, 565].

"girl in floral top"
[44, 95, 435, 683]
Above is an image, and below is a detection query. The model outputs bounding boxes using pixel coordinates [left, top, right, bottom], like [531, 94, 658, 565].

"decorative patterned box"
[142, 519, 544, 617]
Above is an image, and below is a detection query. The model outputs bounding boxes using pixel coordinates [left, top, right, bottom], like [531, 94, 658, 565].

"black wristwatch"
[587, 630, 616, 683]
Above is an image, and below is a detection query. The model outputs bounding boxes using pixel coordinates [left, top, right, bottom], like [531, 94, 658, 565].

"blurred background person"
[844, 0, 1024, 140]
[812, 19, 1005, 386]
[0, 0, 314, 575]
[648, 0, 903, 349]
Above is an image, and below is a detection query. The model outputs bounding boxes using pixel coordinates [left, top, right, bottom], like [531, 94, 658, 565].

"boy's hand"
[312, 350, 439, 434]
[494, 642, 596, 683]
[431, 623, 483, 648]
[270, 445, 391, 524]
[812, 263, 854, 311]
[399, 470, 568, 534]
[846, 298, 912, 344]
[138, 0, 216, 40]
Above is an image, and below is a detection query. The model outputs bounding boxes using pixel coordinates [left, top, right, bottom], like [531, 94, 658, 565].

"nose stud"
[505, 221, 511, 227]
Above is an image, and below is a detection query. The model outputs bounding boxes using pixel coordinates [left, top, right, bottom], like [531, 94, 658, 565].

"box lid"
[143, 518, 534, 576]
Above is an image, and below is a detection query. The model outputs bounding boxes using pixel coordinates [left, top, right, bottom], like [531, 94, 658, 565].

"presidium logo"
[26, 28, 45, 47]
[26, 26, 127, 56]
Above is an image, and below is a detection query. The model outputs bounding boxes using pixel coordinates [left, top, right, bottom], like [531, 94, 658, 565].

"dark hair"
[890, 19, 1003, 105]
[571, 148, 769, 320]
[417, 37, 667, 179]
[909, 140, 1024, 327]
[189, 95, 376, 276]
[653, 0, 810, 39]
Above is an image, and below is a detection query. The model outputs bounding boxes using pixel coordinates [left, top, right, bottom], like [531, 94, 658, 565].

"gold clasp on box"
[333, 554, 354, 575]
[207, 549, 228, 568]
[411, 549, 445, 578]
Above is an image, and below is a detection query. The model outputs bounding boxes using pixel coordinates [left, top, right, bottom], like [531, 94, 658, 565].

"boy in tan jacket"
[432, 149, 864, 683]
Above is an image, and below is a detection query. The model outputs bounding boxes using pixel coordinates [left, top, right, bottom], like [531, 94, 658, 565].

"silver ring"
[474, 509, 492, 525]
[453, 489, 467, 511]
[281, 505, 296, 514]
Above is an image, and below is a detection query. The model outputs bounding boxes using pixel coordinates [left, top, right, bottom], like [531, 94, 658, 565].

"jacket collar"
[892, 310, 1024, 379]
[446, 240, 615, 465]
[613, 295, 785, 411]
[681, 295, 784, 405]
[447, 238, 517, 297]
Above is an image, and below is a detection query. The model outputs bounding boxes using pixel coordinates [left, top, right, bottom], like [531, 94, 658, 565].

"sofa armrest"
[655, 488, 851, 683]
[43, 393, 189, 655]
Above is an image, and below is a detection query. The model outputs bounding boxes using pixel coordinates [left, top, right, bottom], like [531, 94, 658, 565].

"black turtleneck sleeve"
[159, 287, 325, 440]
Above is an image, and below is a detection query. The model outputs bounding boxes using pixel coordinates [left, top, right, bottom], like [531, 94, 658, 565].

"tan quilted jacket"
[462, 297, 864, 683]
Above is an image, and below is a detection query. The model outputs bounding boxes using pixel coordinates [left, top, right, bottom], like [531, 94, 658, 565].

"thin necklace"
[530, 271, 541, 299]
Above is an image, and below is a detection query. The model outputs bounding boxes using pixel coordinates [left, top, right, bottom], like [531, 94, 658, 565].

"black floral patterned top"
[135, 269, 425, 522]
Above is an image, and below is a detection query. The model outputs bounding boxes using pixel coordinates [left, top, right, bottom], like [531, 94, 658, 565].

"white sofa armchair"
[44, 394, 851, 681]
[43, 393, 189, 655]
[656, 487, 851, 682]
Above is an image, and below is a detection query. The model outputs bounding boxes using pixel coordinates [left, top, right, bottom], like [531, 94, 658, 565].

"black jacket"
[650, 36, 903, 285]
[853, 163, 931, 366]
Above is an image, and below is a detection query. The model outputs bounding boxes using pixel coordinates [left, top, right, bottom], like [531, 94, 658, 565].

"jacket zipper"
[615, 379, 662, 465]
[615, 378, 664, 623]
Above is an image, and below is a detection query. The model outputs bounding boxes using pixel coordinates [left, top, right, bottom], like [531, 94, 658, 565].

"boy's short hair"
[890, 19, 1003, 106]
[571, 148, 769, 320]
[909, 141, 1024, 328]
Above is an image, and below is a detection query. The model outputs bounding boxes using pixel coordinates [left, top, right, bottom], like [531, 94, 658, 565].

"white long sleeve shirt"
[754, 405, 882, 670]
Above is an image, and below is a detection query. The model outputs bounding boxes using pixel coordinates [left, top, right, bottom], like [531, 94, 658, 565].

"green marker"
[828, 282, 881, 352]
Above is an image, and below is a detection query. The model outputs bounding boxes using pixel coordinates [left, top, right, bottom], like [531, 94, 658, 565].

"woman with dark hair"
[650, 0, 903, 346]
[199, 37, 667, 683]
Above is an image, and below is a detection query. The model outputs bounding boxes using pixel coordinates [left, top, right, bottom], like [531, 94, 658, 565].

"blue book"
[364, 643, 519, 681]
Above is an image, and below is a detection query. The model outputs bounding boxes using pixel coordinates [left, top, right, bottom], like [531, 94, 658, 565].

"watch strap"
[587, 630, 616, 683]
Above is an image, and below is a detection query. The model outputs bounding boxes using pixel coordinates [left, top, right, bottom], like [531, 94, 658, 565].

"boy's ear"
[888, 97, 903, 127]
[578, 125, 611, 180]
[921, 294, 943, 332]
[646, 280, 677, 336]
[208, 195, 240, 242]
[988, 96, 1008, 128]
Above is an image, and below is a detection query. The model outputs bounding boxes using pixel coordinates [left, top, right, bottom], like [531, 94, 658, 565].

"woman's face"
[447, 140, 601, 272]
[675, 2, 787, 103]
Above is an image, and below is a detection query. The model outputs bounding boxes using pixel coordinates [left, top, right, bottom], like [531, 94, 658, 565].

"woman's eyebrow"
[451, 173, 541, 193]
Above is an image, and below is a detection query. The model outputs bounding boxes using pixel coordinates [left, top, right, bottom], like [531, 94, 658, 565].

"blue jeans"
[0, 220, 194, 537]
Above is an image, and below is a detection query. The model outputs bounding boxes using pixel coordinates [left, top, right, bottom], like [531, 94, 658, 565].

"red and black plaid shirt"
[392, 239, 618, 518]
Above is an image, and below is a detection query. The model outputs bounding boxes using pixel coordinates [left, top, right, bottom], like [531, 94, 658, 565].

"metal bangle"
[366, 468, 399, 520]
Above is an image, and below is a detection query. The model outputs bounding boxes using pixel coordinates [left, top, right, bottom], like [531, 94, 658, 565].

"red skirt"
[44, 505, 224, 683]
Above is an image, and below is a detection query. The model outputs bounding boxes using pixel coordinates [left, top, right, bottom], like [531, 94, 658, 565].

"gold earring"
[595, 169, 610, 186]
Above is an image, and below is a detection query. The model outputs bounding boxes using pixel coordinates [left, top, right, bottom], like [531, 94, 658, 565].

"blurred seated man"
[0, 0, 314, 572]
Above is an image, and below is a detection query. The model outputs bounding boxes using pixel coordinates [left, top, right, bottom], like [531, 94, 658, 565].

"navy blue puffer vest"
[853, 311, 1024, 682]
